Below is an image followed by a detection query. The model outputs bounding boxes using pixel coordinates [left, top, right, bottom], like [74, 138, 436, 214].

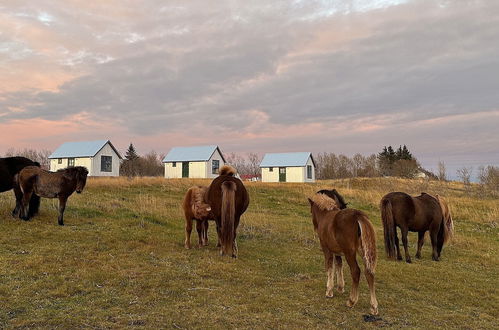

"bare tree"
[4, 148, 52, 169]
[457, 166, 473, 194]
[438, 161, 447, 181]
[246, 152, 262, 177]
[224, 152, 248, 175]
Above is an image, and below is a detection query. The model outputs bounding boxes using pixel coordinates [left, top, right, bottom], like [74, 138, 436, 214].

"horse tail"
[381, 198, 397, 259]
[221, 181, 237, 256]
[435, 195, 454, 244]
[358, 214, 377, 274]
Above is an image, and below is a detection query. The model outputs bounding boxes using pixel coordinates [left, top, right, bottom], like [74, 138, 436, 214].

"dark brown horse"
[380, 192, 453, 263]
[182, 185, 214, 249]
[205, 165, 249, 257]
[0, 156, 41, 218]
[308, 190, 378, 315]
[17, 166, 88, 225]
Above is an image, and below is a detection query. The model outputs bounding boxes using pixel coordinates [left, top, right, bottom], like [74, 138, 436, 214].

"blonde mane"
[219, 165, 237, 176]
[310, 193, 339, 211]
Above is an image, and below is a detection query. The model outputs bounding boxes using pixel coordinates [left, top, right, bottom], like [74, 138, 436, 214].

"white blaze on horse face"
[206, 207, 211, 212]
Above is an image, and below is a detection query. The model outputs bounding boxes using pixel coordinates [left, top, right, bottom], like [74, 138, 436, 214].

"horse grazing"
[17, 166, 89, 225]
[308, 190, 378, 315]
[380, 192, 453, 263]
[0, 156, 41, 219]
[205, 165, 249, 257]
[182, 185, 214, 249]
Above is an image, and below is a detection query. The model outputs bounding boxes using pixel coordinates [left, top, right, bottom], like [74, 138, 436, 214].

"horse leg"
[334, 255, 345, 293]
[401, 227, 412, 263]
[429, 224, 440, 261]
[12, 184, 23, 218]
[202, 220, 209, 246]
[416, 231, 425, 259]
[216, 222, 223, 255]
[344, 251, 361, 308]
[437, 223, 445, 259]
[195, 220, 204, 248]
[231, 216, 241, 258]
[184, 217, 193, 249]
[57, 196, 67, 226]
[364, 267, 378, 315]
[325, 253, 335, 298]
[20, 191, 33, 221]
[394, 230, 402, 261]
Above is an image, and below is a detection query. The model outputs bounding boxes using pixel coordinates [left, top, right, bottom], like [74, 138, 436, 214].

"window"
[101, 156, 112, 172]
[307, 165, 313, 179]
[269, 167, 273, 172]
[172, 162, 176, 167]
[212, 159, 220, 174]
[68, 158, 75, 167]
[58, 158, 62, 164]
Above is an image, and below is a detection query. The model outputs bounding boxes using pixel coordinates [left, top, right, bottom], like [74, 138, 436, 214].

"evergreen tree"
[125, 143, 139, 160]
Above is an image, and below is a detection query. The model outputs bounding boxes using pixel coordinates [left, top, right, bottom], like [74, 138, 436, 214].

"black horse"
[0, 156, 41, 218]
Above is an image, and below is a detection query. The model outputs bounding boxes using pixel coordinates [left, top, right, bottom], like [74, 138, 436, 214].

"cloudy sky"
[1, 0, 498, 177]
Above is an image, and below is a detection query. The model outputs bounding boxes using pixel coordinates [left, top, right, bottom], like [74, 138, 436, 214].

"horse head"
[75, 167, 89, 193]
[62, 166, 88, 193]
[316, 189, 348, 209]
[308, 192, 341, 231]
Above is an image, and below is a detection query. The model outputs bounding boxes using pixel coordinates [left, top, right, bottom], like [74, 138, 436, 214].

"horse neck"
[313, 207, 338, 231]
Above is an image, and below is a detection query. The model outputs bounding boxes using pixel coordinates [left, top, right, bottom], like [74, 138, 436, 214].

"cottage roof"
[162, 145, 225, 163]
[260, 152, 315, 167]
[49, 140, 122, 159]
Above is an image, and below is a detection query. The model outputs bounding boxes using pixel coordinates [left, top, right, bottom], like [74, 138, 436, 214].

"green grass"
[0, 177, 498, 328]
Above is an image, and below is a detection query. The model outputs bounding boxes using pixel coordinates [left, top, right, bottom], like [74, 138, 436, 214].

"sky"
[1, 0, 498, 179]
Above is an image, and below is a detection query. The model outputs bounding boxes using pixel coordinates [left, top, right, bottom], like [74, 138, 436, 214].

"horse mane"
[310, 193, 339, 211]
[317, 189, 348, 209]
[219, 165, 236, 176]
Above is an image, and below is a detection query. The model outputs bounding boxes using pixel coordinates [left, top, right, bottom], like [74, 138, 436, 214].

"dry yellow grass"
[0, 177, 497, 328]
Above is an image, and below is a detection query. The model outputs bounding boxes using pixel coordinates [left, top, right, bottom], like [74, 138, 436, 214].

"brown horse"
[0, 156, 41, 218]
[308, 190, 378, 315]
[205, 165, 249, 257]
[380, 192, 453, 263]
[182, 185, 214, 249]
[17, 166, 89, 225]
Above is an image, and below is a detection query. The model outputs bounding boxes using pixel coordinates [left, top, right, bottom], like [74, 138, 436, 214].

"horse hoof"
[370, 306, 379, 316]
[346, 299, 357, 308]
[397, 256, 403, 261]
[337, 286, 345, 293]
[326, 290, 334, 298]
[406, 259, 412, 264]
[415, 254, 421, 259]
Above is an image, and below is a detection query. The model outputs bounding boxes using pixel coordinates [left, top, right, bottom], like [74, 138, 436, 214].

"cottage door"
[279, 167, 286, 182]
[182, 162, 189, 178]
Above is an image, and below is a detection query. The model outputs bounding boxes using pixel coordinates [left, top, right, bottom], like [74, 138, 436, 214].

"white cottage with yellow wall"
[163, 145, 226, 179]
[49, 140, 122, 176]
[260, 152, 316, 183]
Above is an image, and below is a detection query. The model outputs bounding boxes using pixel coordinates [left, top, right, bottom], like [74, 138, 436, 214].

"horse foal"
[182, 185, 214, 249]
[17, 166, 88, 225]
[309, 191, 378, 315]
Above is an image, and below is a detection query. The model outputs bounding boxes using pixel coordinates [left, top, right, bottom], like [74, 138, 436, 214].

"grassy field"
[0, 177, 498, 329]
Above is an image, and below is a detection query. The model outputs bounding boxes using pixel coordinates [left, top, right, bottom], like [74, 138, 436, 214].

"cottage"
[260, 152, 316, 183]
[49, 140, 122, 176]
[163, 145, 226, 179]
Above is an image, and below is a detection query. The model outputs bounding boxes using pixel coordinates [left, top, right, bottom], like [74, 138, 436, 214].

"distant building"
[260, 152, 316, 183]
[162, 145, 226, 178]
[49, 140, 122, 176]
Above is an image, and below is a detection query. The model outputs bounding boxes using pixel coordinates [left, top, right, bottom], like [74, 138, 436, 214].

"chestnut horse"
[380, 192, 453, 263]
[205, 165, 249, 257]
[0, 156, 41, 218]
[308, 190, 378, 315]
[17, 166, 88, 225]
[182, 185, 214, 248]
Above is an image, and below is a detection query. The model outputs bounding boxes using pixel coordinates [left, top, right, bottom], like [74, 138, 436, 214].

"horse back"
[0, 157, 39, 192]
[206, 175, 249, 218]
